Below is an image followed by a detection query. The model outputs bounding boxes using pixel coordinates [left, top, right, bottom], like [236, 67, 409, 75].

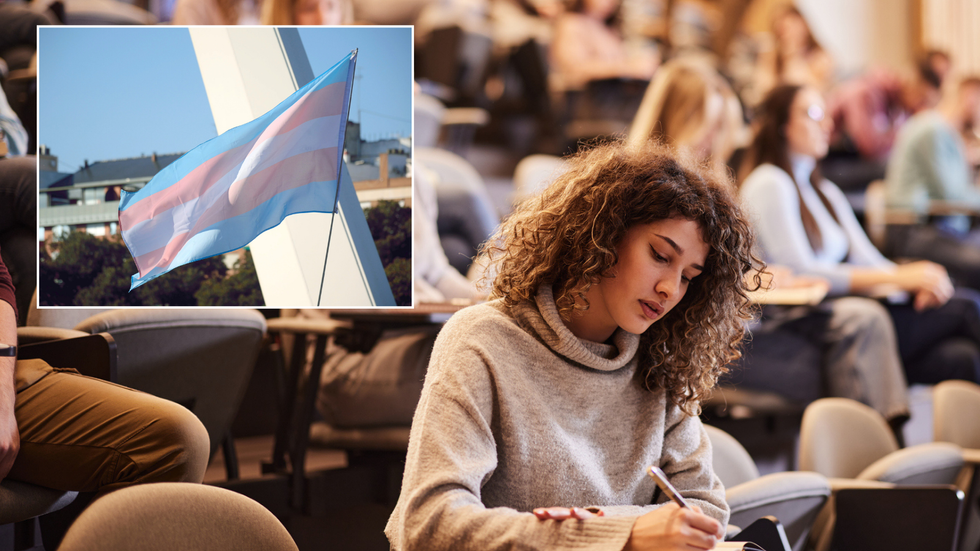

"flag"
[120, 50, 357, 290]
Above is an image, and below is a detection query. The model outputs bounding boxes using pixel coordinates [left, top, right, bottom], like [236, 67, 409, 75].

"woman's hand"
[622, 503, 724, 551]
[894, 261, 954, 311]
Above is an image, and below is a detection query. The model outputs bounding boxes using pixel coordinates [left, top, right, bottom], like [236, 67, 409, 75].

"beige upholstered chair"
[705, 425, 830, 551]
[799, 398, 965, 551]
[57, 483, 297, 551]
[800, 398, 963, 485]
[933, 380, 980, 551]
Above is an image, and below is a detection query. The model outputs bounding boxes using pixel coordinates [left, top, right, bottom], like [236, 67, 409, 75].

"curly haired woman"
[385, 140, 762, 551]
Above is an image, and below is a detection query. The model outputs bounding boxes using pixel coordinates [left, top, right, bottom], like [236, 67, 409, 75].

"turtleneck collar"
[509, 285, 640, 372]
[789, 153, 816, 187]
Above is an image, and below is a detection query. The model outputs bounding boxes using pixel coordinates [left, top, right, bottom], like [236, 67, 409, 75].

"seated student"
[386, 140, 760, 550]
[629, 59, 909, 424]
[739, 84, 980, 388]
[550, 0, 657, 123]
[260, 0, 352, 25]
[0, 249, 209, 494]
[884, 76, 980, 290]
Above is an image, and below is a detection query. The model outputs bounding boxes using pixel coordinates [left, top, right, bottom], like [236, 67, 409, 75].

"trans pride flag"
[120, 50, 356, 290]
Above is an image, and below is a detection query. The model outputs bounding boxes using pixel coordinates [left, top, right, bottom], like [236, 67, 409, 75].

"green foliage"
[385, 257, 412, 306]
[364, 200, 412, 306]
[39, 231, 260, 306]
[196, 250, 265, 306]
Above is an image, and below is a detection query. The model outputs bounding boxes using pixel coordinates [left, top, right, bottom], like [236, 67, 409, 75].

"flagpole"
[317, 49, 358, 307]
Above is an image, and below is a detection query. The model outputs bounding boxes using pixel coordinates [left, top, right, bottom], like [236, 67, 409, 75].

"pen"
[647, 465, 689, 509]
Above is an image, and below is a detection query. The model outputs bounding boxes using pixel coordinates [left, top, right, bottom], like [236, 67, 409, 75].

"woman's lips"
[640, 300, 662, 319]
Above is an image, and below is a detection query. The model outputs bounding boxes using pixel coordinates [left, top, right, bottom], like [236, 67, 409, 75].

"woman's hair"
[260, 0, 353, 25]
[567, 0, 621, 26]
[771, 5, 822, 78]
[483, 140, 761, 415]
[628, 59, 745, 172]
[738, 84, 837, 252]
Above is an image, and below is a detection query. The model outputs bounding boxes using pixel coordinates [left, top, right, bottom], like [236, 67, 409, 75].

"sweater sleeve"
[658, 405, 729, 523]
[740, 165, 854, 293]
[385, 315, 638, 551]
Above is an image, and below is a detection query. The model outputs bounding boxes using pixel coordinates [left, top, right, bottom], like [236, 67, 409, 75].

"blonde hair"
[628, 59, 745, 174]
[260, 0, 353, 25]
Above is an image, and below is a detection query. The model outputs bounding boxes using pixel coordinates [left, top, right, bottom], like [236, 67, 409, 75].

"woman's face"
[583, 0, 618, 19]
[294, 0, 344, 25]
[785, 87, 831, 159]
[566, 217, 709, 343]
[775, 11, 809, 51]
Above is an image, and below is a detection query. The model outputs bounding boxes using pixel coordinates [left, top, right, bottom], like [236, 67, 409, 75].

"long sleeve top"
[885, 110, 980, 235]
[0, 247, 15, 317]
[739, 157, 893, 295]
[385, 286, 728, 551]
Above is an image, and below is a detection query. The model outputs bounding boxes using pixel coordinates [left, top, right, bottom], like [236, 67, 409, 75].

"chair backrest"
[73, 309, 267, 459]
[57, 483, 297, 551]
[704, 425, 760, 488]
[415, 147, 501, 253]
[414, 93, 447, 149]
[799, 398, 898, 479]
[933, 380, 980, 449]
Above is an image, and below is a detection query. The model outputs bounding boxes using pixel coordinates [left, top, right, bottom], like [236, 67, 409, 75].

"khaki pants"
[10, 359, 210, 493]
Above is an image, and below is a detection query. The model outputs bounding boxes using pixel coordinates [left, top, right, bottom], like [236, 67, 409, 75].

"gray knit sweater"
[385, 286, 729, 550]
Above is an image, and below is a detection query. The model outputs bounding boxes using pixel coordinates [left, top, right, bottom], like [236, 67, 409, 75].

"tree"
[196, 250, 265, 306]
[39, 231, 256, 306]
[385, 257, 411, 306]
[363, 200, 412, 306]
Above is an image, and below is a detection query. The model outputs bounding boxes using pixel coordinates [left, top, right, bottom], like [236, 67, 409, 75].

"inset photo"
[38, 26, 412, 307]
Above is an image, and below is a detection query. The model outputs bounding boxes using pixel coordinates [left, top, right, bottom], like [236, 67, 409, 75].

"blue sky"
[38, 26, 413, 174]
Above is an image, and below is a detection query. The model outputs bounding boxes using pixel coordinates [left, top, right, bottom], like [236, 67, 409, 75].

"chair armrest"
[928, 200, 980, 217]
[962, 448, 980, 465]
[265, 317, 351, 336]
[856, 442, 964, 485]
[19, 333, 117, 382]
[826, 478, 895, 491]
[17, 326, 88, 345]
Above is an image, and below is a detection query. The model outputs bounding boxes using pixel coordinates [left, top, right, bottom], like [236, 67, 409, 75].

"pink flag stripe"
[119, 81, 346, 229]
[133, 147, 337, 274]
[120, 114, 341, 248]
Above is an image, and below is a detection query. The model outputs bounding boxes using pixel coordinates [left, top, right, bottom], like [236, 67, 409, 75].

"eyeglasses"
[803, 104, 826, 122]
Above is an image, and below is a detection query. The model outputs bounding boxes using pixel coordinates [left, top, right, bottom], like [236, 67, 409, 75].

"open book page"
[716, 542, 764, 550]
[746, 283, 828, 305]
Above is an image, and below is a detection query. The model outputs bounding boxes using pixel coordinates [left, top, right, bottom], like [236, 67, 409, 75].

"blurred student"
[883, 76, 980, 290]
[171, 0, 262, 24]
[260, 0, 352, 25]
[551, 0, 656, 89]
[740, 84, 980, 388]
[629, 59, 909, 423]
[828, 60, 943, 162]
[756, 5, 834, 98]
[0, 250, 209, 497]
[387, 139, 753, 550]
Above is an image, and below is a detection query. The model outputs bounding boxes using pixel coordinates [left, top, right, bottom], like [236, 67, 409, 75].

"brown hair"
[483, 140, 761, 414]
[739, 84, 838, 252]
[772, 5, 823, 78]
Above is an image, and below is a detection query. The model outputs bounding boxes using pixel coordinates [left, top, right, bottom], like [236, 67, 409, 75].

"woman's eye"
[652, 248, 667, 262]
